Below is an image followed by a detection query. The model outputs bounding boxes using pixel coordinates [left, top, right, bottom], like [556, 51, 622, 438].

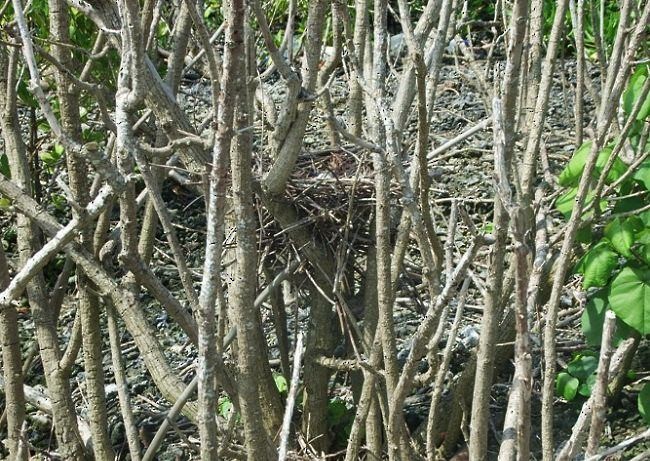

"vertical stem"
[48, 0, 114, 454]
[469, 0, 528, 456]
[569, 0, 586, 146]
[0, 31, 86, 459]
[226, 3, 275, 458]
[277, 332, 304, 461]
[521, 0, 570, 202]
[107, 301, 142, 461]
[586, 311, 617, 456]
[369, 1, 401, 457]
[348, 0, 368, 136]
[0, 245, 27, 460]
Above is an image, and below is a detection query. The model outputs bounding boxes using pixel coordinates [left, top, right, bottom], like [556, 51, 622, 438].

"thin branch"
[278, 332, 304, 461]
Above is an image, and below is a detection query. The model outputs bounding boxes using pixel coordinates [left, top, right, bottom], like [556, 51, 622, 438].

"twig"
[278, 332, 304, 461]
[222, 260, 301, 348]
[426, 277, 471, 460]
[427, 117, 492, 160]
[141, 377, 199, 461]
[107, 301, 142, 461]
[0, 182, 115, 309]
[585, 427, 650, 461]
[586, 310, 617, 456]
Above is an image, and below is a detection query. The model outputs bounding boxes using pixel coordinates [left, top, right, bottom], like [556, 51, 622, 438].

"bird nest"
[255, 145, 402, 261]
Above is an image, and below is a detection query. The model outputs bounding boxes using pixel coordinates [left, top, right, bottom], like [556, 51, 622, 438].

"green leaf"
[556, 372, 579, 401]
[595, 146, 628, 184]
[567, 354, 599, 381]
[641, 210, 650, 228]
[157, 21, 170, 37]
[623, 66, 650, 121]
[327, 399, 348, 426]
[613, 195, 647, 218]
[0, 154, 10, 178]
[632, 225, 650, 264]
[0, 197, 11, 209]
[575, 242, 619, 288]
[50, 193, 67, 211]
[637, 243, 650, 265]
[555, 187, 606, 219]
[40, 145, 65, 166]
[626, 216, 645, 234]
[582, 294, 635, 346]
[575, 224, 594, 244]
[273, 374, 288, 394]
[17, 79, 38, 108]
[218, 397, 233, 417]
[556, 187, 578, 218]
[634, 159, 650, 190]
[481, 222, 494, 234]
[558, 142, 593, 187]
[37, 121, 51, 134]
[40, 152, 58, 165]
[609, 266, 650, 335]
[578, 374, 597, 397]
[605, 218, 636, 258]
[557, 142, 627, 188]
[639, 383, 650, 424]
[582, 295, 608, 346]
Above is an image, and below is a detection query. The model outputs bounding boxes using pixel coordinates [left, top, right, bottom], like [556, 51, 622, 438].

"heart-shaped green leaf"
[567, 354, 598, 381]
[605, 218, 637, 258]
[623, 66, 650, 121]
[556, 372, 579, 401]
[575, 242, 619, 288]
[609, 266, 650, 335]
[578, 374, 597, 397]
[558, 142, 592, 187]
[558, 142, 628, 188]
[555, 187, 606, 219]
[582, 293, 635, 346]
[595, 146, 628, 184]
[556, 188, 578, 218]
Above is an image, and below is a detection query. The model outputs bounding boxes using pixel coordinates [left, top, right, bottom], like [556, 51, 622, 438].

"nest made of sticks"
[255, 144, 404, 263]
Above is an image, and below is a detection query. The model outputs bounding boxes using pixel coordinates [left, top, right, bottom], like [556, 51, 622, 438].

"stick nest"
[255, 145, 402, 261]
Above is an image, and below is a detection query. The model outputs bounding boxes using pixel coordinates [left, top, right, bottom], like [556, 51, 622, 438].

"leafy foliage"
[273, 373, 289, 394]
[555, 62, 650, 425]
[581, 292, 634, 346]
[609, 266, 650, 335]
[556, 352, 598, 401]
[556, 371, 580, 401]
[623, 66, 650, 121]
[575, 242, 619, 289]
[556, 64, 650, 336]
[558, 142, 627, 188]
[0, 154, 10, 178]
[327, 398, 354, 449]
